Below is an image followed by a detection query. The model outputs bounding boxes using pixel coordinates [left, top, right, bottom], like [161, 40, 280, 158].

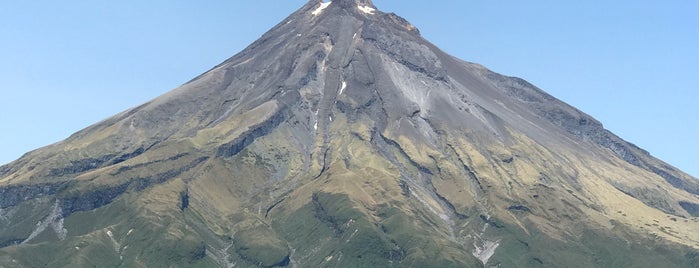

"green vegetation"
[233, 226, 290, 267]
[274, 192, 474, 267]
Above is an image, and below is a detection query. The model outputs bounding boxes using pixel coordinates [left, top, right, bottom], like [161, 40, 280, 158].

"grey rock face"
[332, 0, 374, 8]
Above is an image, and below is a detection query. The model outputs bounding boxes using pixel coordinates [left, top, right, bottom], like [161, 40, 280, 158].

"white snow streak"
[358, 5, 376, 14]
[312, 1, 331, 16]
[107, 229, 120, 253]
[471, 215, 500, 266]
[313, 110, 319, 131]
[472, 239, 500, 265]
[339, 81, 347, 95]
[106, 228, 130, 260]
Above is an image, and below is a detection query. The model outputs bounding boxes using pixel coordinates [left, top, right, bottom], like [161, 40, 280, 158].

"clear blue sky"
[1, 1, 697, 178]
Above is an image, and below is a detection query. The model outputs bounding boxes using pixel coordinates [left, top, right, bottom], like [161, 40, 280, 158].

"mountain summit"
[1, 1, 698, 267]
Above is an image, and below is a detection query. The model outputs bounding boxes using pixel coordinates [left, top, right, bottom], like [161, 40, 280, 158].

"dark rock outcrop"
[60, 182, 131, 216]
[0, 182, 70, 209]
[679, 201, 699, 217]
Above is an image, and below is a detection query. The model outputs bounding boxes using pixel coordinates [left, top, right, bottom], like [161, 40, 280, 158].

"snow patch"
[339, 81, 347, 95]
[358, 5, 375, 14]
[106, 229, 122, 254]
[105, 228, 128, 260]
[313, 110, 319, 131]
[472, 239, 500, 265]
[312, 1, 331, 16]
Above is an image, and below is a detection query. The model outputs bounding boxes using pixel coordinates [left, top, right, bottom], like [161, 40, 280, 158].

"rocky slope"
[1, 0, 698, 267]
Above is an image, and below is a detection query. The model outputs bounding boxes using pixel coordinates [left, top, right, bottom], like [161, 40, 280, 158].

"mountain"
[1, 0, 698, 267]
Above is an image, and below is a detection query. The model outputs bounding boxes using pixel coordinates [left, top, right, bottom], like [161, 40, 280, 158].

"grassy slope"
[1, 105, 698, 267]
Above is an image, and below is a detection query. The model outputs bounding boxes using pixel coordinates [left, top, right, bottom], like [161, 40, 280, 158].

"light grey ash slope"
[1, 0, 698, 267]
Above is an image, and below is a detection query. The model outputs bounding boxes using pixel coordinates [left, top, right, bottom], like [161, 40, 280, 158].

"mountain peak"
[309, 0, 377, 16]
[311, 0, 375, 8]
